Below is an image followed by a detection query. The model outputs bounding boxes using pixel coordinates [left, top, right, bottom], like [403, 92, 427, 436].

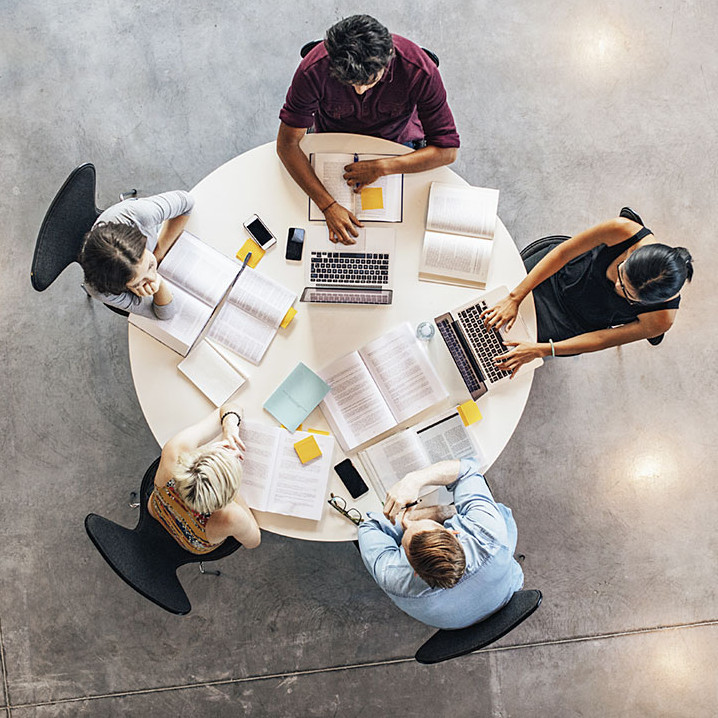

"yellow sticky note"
[280, 306, 297, 329]
[457, 400, 482, 426]
[294, 435, 322, 464]
[237, 238, 265, 267]
[304, 427, 330, 436]
[360, 186, 384, 210]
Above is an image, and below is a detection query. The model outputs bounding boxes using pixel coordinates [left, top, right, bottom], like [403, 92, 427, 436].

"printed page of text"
[227, 268, 296, 329]
[420, 230, 493, 283]
[207, 302, 275, 365]
[426, 183, 499, 239]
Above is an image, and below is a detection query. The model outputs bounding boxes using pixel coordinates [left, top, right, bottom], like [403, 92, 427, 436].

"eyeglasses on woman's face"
[327, 493, 363, 526]
[616, 261, 640, 305]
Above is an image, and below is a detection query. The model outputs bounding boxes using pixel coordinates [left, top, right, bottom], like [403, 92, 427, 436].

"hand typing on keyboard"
[494, 341, 547, 379]
[481, 294, 520, 331]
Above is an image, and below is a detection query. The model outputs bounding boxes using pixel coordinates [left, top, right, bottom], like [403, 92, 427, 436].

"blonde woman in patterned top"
[148, 403, 261, 554]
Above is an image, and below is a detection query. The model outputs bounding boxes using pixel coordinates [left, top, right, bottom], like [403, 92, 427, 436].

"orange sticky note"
[280, 306, 297, 328]
[294, 435, 322, 464]
[360, 186, 384, 210]
[237, 238, 265, 267]
[457, 400, 482, 426]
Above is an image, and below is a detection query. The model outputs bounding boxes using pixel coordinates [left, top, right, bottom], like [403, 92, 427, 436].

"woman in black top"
[481, 210, 693, 377]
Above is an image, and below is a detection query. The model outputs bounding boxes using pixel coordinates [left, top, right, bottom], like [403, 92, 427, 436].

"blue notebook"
[263, 362, 331, 432]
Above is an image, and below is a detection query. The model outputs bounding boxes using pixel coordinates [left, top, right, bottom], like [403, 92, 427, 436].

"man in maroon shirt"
[277, 15, 460, 244]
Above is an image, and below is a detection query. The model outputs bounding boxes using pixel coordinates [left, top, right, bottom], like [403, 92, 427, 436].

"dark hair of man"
[79, 222, 146, 295]
[407, 528, 466, 589]
[623, 243, 694, 304]
[325, 14, 394, 86]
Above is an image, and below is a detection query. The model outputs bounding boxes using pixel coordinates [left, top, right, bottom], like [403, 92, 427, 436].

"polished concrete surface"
[1, 1, 716, 716]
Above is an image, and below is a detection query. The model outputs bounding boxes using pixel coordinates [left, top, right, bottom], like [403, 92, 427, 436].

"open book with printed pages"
[308, 152, 403, 222]
[357, 410, 486, 500]
[419, 182, 500, 289]
[129, 231, 241, 356]
[178, 339, 247, 407]
[205, 267, 297, 365]
[317, 322, 449, 452]
[238, 421, 335, 521]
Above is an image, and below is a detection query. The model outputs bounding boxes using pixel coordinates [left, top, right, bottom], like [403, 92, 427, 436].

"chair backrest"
[31, 163, 101, 292]
[415, 589, 543, 664]
[84, 457, 241, 615]
[299, 39, 439, 67]
[520, 235, 569, 263]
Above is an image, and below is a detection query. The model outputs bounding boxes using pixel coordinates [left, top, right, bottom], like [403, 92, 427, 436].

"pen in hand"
[402, 499, 422, 511]
[353, 152, 360, 190]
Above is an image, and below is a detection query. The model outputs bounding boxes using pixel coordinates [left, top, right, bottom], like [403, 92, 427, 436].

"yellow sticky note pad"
[236, 238, 265, 267]
[294, 435, 322, 464]
[360, 186, 384, 210]
[280, 306, 297, 328]
[457, 400, 482, 426]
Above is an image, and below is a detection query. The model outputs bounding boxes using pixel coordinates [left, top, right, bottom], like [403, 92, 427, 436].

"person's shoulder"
[297, 41, 330, 73]
[391, 34, 437, 72]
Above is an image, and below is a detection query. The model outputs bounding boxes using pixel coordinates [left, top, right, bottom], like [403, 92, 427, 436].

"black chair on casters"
[31, 162, 134, 317]
[415, 589, 542, 664]
[85, 457, 242, 615]
[299, 40, 439, 66]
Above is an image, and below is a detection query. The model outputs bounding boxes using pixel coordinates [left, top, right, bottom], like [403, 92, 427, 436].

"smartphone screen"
[286, 227, 305, 261]
[245, 215, 275, 247]
[334, 459, 369, 499]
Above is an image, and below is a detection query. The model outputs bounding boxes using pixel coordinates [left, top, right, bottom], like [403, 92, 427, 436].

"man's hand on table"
[324, 202, 363, 244]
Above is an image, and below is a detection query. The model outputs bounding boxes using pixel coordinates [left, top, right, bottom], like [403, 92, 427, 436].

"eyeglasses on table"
[327, 493, 363, 526]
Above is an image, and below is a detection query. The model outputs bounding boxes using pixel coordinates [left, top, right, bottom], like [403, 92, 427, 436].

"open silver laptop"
[435, 285, 543, 399]
[300, 227, 395, 305]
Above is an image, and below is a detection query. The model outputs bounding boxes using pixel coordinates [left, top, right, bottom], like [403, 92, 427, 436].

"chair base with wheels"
[85, 457, 241, 615]
[415, 589, 542, 664]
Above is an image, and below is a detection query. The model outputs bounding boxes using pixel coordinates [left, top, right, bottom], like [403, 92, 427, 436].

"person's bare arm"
[276, 122, 363, 244]
[384, 460, 461, 523]
[494, 308, 676, 377]
[482, 218, 641, 332]
[342, 145, 458, 190]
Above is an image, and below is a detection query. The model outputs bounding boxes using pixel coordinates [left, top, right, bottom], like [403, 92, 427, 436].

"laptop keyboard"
[436, 317, 484, 394]
[458, 301, 511, 383]
[303, 289, 391, 305]
[310, 252, 390, 285]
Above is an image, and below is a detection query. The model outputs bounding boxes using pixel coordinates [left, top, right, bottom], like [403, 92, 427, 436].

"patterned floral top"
[150, 479, 224, 555]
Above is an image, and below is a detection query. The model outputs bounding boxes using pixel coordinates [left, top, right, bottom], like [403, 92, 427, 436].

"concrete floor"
[2, 0, 716, 716]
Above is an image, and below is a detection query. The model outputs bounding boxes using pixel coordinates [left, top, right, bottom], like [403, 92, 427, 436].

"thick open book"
[419, 182, 500, 289]
[308, 152, 403, 222]
[130, 231, 240, 355]
[358, 410, 485, 499]
[239, 421, 335, 521]
[205, 268, 297, 365]
[317, 322, 448, 452]
[178, 339, 247, 406]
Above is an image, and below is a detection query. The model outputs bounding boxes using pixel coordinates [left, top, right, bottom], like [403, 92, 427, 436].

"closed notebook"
[263, 362, 331, 432]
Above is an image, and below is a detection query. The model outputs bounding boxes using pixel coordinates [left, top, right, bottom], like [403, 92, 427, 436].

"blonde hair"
[172, 445, 242, 515]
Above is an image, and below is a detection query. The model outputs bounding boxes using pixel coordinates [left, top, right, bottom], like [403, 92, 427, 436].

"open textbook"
[308, 152, 403, 222]
[129, 231, 240, 355]
[239, 421, 335, 521]
[206, 268, 297, 365]
[358, 410, 485, 499]
[419, 182, 500, 288]
[318, 322, 448, 452]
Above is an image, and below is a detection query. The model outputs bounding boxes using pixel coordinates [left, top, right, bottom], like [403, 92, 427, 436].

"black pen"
[353, 153, 360, 190]
[402, 499, 422, 510]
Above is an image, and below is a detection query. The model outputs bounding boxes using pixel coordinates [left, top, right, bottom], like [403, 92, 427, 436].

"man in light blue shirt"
[358, 458, 523, 629]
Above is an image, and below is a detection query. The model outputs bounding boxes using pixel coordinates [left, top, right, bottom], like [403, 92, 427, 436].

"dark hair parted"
[325, 15, 394, 86]
[407, 528, 466, 589]
[79, 222, 146, 295]
[623, 243, 694, 304]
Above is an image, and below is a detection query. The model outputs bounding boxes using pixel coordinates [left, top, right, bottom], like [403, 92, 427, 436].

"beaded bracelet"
[221, 411, 242, 426]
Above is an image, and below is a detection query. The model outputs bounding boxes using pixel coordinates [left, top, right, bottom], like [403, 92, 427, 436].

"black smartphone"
[334, 459, 369, 499]
[286, 227, 305, 261]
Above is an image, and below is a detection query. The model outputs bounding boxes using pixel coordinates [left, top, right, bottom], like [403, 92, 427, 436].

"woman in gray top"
[79, 190, 195, 318]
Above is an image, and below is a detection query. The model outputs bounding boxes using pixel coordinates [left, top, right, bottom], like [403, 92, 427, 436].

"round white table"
[128, 133, 537, 541]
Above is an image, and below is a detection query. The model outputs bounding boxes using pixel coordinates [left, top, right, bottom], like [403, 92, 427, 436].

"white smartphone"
[243, 214, 277, 250]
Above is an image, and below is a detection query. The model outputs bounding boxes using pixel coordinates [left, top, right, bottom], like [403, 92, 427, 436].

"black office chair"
[299, 40, 439, 66]
[31, 162, 132, 317]
[85, 457, 242, 615]
[415, 589, 542, 664]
